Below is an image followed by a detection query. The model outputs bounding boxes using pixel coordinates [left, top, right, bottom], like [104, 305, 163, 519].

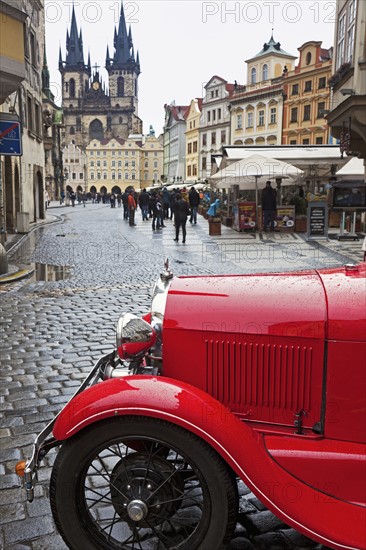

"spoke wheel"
[50, 417, 238, 550]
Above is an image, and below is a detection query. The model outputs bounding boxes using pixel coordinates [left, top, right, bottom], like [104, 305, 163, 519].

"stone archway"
[4, 157, 14, 231]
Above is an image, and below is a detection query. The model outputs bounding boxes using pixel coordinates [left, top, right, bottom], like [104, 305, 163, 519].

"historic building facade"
[185, 98, 202, 182]
[327, 0, 366, 163]
[85, 131, 163, 194]
[199, 76, 234, 180]
[282, 41, 333, 146]
[59, 2, 142, 151]
[163, 103, 188, 183]
[229, 35, 296, 147]
[0, 0, 45, 239]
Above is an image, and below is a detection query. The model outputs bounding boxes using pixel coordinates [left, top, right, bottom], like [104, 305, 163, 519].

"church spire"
[65, 4, 85, 67]
[113, 1, 131, 66]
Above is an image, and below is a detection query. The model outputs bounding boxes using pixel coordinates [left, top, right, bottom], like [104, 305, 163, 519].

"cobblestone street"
[0, 203, 364, 549]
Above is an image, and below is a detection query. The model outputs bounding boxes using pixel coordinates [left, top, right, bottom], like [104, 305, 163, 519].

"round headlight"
[116, 313, 156, 360]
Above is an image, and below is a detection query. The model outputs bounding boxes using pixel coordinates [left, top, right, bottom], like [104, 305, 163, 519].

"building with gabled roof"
[199, 76, 234, 180]
[185, 98, 202, 182]
[163, 102, 189, 183]
[229, 34, 296, 148]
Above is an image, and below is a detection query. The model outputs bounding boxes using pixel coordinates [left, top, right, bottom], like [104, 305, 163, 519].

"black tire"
[50, 417, 238, 550]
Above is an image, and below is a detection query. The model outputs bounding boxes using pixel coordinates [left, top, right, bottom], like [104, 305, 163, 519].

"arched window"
[262, 64, 268, 81]
[89, 119, 104, 141]
[251, 68, 257, 84]
[69, 126, 75, 135]
[117, 77, 124, 96]
[69, 78, 75, 98]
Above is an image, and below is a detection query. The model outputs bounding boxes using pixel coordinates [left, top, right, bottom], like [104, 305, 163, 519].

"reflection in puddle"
[31, 263, 70, 282]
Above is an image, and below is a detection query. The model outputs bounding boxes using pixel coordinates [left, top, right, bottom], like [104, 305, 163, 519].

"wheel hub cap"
[127, 499, 148, 522]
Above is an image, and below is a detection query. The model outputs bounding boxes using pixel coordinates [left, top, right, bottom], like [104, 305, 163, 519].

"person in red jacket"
[128, 190, 137, 226]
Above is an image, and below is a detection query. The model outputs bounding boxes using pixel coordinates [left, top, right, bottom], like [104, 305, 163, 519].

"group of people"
[123, 186, 202, 242]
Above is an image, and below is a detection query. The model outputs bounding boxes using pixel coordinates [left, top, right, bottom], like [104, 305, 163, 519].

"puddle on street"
[29, 263, 70, 282]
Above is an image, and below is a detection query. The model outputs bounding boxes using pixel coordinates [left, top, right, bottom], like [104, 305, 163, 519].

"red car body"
[44, 264, 366, 548]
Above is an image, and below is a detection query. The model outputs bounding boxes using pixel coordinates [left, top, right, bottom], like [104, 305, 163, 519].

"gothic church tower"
[60, 1, 142, 149]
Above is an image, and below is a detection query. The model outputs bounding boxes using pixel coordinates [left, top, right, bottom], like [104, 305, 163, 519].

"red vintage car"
[17, 261, 366, 550]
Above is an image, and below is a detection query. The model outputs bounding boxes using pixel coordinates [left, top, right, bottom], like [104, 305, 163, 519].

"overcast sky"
[45, 0, 336, 136]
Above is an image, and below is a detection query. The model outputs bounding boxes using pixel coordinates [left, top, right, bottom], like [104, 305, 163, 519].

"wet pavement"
[0, 202, 364, 549]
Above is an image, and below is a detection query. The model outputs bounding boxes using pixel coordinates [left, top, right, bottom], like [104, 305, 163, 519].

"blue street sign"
[0, 120, 22, 156]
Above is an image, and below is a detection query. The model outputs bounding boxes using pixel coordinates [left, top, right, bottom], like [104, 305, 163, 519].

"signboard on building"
[0, 117, 22, 156]
[307, 201, 328, 240]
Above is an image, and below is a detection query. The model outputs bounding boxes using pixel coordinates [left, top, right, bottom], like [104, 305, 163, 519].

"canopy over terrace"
[213, 145, 351, 184]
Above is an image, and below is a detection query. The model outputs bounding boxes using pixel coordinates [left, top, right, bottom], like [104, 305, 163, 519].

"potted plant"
[209, 216, 222, 235]
[294, 195, 307, 232]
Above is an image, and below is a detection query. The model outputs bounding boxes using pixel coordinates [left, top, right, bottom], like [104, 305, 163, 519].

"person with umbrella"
[261, 180, 277, 232]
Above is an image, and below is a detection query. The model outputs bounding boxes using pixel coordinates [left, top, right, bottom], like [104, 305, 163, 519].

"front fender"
[53, 376, 364, 550]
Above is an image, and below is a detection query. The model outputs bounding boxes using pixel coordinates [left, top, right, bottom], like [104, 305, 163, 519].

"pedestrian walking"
[151, 192, 163, 230]
[122, 191, 129, 220]
[70, 191, 76, 207]
[128, 190, 137, 226]
[261, 180, 277, 232]
[173, 193, 190, 243]
[162, 187, 171, 220]
[60, 190, 65, 205]
[117, 194, 122, 208]
[188, 186, 200, 224]
[110, 193, 116, 208]
[138, 189, 150, 221]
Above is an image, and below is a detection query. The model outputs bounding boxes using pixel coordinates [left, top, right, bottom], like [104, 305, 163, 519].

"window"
[270, 108, 276, 124]
[118, 160, 122, 167]
[306, 52, 312, 65]
[97, 173, 101, 180]
[247, 112, 253, 128]
[262, 64, 268, 80]
[112, 173, 115, 179]
[258, 110, 264, 126]
[132, 161, 135, 167]
[144, 161, 148, 168]
[337, 12, 346, 68]
[291, 84, 299, 96]
[72, 173, 76, 180]
[30, 31, 36, 66]
[117, 77, 124, 96]
[131, 174, 135, 180]
[27, 95, 33, 131]
[289, 140, 297, 145]
[144, 172, 148, 180]
[187, 143, 192, 154]
[237, 113, 243, 129]
[90, 173, 94, 180]
[251, 67, 256, 84]
[125, 161, 129, 167]
[187, 166, 192, 177]
[193, 165, 197, 176]
[97, 160, 101, 167]
[90, 161, 94, 167]
[193, 141, 197, 153]
[69, 78, 75, 98]
[202, 133, 207, 146]
[290, 107, 298, 123]
[112, 160, 115, 167]
[303, 105, 311, 121]
[347, 0, 356, 63]
[211, 91, 214, 98]
[125, 173, 129, 179]
[316, 137, 323, 144]
[202, 157, 207, 170]
[103, 173, 107, 179]
[79, 173, 84, 179]
[221, 130, 226, 144]
[215, 89, 218, 97]
[211, 132, 216, 145]
[207, 111, 211, 122]
[118, 172, 121, 179]
[304, 80, 312, 92]
[69, 126, 75, 135]
[34, 102, 40, 135]
[218, 108, 221, 120]
[302, 138, 310, 145]
[317, 102, 325, 118]
[318, 77, 326, 89]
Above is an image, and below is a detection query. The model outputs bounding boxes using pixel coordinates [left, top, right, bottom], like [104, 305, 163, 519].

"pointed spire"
[128, 25, 133, 49]
[113, 1, 131, 65]
[42, 44, 50, 92]
[136, 50, 140, 72]
[59, 45, 63, 70]
[65, 3, 85, 67]
[106, 45, 111, 67]
[131, 46, 135, 62]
